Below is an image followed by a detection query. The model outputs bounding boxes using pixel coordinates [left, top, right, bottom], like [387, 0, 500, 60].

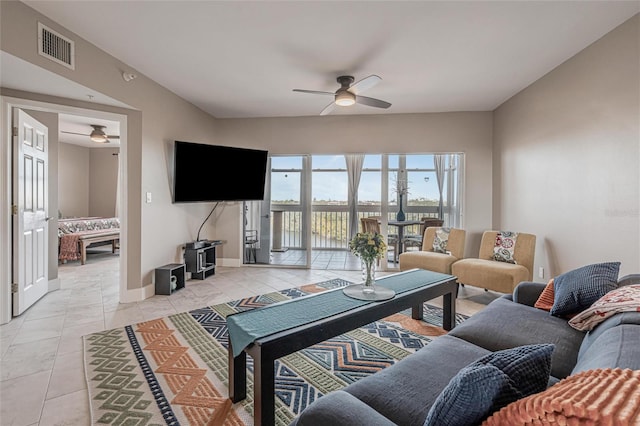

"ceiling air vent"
[38, 22, 75, 70]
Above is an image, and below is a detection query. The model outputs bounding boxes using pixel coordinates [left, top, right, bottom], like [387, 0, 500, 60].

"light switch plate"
[145, 192, 152, 203]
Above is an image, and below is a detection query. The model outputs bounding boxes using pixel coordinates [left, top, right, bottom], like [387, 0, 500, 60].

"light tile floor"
[0, 250, 500, 425]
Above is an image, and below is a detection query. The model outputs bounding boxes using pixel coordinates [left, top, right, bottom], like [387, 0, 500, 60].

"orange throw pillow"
[534, 279, 555, 311]
[482, 368, 640, 425]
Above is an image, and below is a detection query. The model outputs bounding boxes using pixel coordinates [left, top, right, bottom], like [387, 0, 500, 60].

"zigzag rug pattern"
[84, 278, 467, 425]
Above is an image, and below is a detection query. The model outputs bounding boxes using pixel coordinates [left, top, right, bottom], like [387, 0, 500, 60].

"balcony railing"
[271, 204, 443, 250]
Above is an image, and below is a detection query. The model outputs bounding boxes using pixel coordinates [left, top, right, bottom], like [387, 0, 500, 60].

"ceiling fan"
[61, 124, 120, 143]
[293, 75, 392, 116]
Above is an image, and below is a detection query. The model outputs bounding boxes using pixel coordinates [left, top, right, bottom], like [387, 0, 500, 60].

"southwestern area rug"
[83, 279, 468, 426]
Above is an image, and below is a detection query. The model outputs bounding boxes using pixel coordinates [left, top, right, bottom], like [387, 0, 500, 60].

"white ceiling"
[8, 1, 640, 121]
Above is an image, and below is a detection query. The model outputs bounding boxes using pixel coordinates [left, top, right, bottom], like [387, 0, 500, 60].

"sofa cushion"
[576, 311, 640, 359]
[424, 344, 554, 426]
[482, 368, 640, 425]
[550, 262, 621, 317]
[452, 259, 530, 294]
[343, 335, 491, 426]
[572, 324, 640, 373]
[491, 231, 518, 264]
[293, 390, 395, 426]
[424, 365, 509, 426]
[432, 228, 450, 253]
[398, 251, 458, 275]
[568, 284, 640, 331]
[449, 296, 584, 379]
[534, 279, 555, 311]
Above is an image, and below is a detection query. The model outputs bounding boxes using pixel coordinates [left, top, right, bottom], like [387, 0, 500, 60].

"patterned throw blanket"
[59, 233, 81, 261]
[83, 279, 467, 426]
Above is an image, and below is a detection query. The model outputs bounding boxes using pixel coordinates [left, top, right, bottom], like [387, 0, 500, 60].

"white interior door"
[13, 109, 49, 316]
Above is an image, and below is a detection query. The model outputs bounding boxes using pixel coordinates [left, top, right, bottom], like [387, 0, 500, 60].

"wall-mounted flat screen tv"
[173, 141, 268, 203]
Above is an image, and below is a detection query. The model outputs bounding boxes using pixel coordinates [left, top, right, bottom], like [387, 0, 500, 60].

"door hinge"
[11, 205, 18, 215]
[11, 283, 18, 293]
[12, 126, 18, 137]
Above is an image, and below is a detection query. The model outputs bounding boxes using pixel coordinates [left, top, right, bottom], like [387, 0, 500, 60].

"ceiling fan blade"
[106, 135, 120, 139]
[319, 101, 337, 116]
[348, 75, 382, 94]
[355, 95, 391, 109]
[293, 89, 335, 96]
[60, 130, 90, 136]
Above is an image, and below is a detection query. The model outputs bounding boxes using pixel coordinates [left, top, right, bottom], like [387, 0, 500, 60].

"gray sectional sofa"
[291, 274, 640, 426]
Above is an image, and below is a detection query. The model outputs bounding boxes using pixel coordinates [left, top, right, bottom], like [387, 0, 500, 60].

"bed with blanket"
[58, 217, 120, 265]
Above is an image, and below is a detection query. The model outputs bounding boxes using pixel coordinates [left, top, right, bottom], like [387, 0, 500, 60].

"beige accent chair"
[398, 227, 466, 274]
[451, 230, 536, 294]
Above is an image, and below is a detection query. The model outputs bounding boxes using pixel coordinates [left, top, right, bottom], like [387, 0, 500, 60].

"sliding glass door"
[246, 152, 464, 269]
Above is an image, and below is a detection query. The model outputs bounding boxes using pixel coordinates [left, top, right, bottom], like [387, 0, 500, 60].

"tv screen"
[173, 141, 268, 203]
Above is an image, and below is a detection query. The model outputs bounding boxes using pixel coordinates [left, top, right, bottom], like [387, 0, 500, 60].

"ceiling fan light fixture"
[90, 134, 108, 143]
[335, 91, 355, 107]
[90, 125, 108, 143]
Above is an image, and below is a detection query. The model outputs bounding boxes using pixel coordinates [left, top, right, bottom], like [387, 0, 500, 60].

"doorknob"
[261, 214, 270, 218]
[45, 217, 53, 221]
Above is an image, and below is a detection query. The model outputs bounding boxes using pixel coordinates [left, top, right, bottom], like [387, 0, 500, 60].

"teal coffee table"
[227, 268, 458, 426]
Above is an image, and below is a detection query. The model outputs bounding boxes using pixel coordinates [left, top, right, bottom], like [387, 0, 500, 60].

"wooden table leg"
[253, 349, 275, 426]
[80, 242, 87, 265]
[228, 344, 246, 403]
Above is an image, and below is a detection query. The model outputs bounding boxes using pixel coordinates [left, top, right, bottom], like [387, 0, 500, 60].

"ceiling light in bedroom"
[90, 126, 109, 143]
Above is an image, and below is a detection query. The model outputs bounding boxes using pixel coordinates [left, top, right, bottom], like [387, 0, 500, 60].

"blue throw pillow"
[550, 262, 621, 317]
[424, 344, 554, 426]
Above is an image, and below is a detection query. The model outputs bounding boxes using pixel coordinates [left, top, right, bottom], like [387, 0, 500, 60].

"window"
[266, 152, 464, 253]
[271, 156, 302, 205]
[312, 155, 348, 205]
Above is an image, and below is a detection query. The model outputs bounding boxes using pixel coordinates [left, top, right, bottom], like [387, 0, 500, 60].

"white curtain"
[434, 154, 446, 220]
[245, 200, 262, 248]
[345, 154, 365, 238]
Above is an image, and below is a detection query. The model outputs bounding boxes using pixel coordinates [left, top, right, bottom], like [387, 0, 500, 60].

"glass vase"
[361, 259, 376, 294]
[396, 193, 406, 221]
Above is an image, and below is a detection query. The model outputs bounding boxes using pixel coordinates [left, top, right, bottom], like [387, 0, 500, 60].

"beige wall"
[58, 142, 90, 218]
[58, 143, 119, 218]
[216, 112, 494, 257]
[1, 1, 221, 293]
[89, 148, 119, 217]
[493, 15, 639, 278]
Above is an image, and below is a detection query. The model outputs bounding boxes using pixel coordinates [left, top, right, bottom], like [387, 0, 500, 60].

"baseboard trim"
[48, 277, 60, 292]
[120, 282, 156, 303]
[218, 257, 242, 267]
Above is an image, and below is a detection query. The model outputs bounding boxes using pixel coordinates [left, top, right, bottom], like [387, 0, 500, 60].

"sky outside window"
[271, 154, 441, 203]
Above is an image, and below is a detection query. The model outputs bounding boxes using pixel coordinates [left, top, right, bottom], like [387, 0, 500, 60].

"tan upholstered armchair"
[398, 227, 466, 274]
[451, 230, 536, 294]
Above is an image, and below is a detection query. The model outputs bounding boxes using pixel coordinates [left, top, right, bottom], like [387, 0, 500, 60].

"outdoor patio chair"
[359, 217, 399, 263]
[402, 217, 445, 251]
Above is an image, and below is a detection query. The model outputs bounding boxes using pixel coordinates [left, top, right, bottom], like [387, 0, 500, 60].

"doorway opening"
[0, 95, 128, 323]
